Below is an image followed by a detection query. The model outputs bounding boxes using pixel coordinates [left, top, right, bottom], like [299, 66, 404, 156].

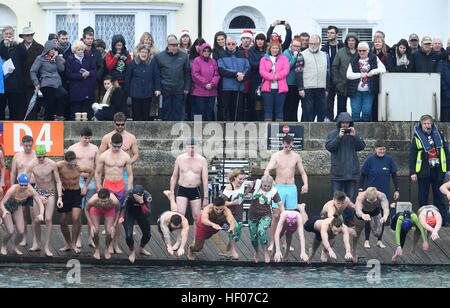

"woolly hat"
[179, 29, 192, 40]
[241, 29, 254, 39]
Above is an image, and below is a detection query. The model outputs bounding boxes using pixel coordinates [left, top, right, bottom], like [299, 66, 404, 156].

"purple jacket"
[65, 54, 96, 102]
[191, 43, 220, 97]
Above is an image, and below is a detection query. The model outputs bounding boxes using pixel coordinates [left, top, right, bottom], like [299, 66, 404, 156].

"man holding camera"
[326, 112, 366, 226]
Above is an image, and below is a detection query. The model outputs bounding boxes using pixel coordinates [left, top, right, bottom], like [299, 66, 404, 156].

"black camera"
[280, 21, 286, 25]
[344, 128, 352, 134]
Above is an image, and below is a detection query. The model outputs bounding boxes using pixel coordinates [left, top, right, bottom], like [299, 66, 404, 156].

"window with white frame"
[321, 26, 373, 46]
[95, 15, 136, 52]
[150, 15, 167, 52]
[56, 15, 79, 43]
[223, 6, 266, 40]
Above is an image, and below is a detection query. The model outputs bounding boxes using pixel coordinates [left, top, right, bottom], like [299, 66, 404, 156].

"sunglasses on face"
[19, 184, 28, 188]
[115, 122, 126, 127]
[112, 144, 122, 149]
[358, 50, 368, 52]
[37, 156, 45, 159]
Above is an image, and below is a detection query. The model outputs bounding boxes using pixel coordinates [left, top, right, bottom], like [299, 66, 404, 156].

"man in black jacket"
[321, 25, 344, 121]
[154, 37, 190, 121]
[411, 36, 439, 73]
[19, 27, 44, 120]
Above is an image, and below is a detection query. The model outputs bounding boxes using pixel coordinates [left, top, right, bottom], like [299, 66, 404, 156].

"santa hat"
[241, 29, 254, 39]
[179, 29, 192, 40]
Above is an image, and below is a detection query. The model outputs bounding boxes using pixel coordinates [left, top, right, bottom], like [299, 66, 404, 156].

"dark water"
[0, 263, 447, 288]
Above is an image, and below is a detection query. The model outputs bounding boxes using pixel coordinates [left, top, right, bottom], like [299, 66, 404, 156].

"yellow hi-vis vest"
[415, 137, 447, 173]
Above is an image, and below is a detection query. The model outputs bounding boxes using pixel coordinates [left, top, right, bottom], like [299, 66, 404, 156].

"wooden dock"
[1, 225, 450, 267]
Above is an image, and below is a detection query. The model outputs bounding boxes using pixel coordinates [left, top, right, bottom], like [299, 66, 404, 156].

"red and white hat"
[241, 29, 254, 39]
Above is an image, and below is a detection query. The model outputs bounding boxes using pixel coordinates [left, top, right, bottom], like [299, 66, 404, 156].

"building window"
[56, 15, 78, 43]
[229, 16, 256, 29]
[321, 27, 373, 46]
[223, 6, 266, 38]
[151, 15, 167, 52]
[95, 15, 135, 51]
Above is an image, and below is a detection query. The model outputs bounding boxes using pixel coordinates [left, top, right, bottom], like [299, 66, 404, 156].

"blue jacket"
[0, 57, 4, 94]
[437, 48, 450, 107]
[124, 59, 159, 99]
[218, 49, 249, 92]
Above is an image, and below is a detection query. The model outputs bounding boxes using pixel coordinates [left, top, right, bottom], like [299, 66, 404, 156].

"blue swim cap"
[402, 219, 413, 232]
[17, 173, 29, 186]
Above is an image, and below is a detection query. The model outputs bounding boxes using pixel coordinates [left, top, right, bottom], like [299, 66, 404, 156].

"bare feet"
[267, 242, 274, 252]
[108, 245, 114, 254]
[320, 250, 328, 263]
[59, 245, 72, 252]
[29, 244, 41, 252]
[105, 249, 112, 260]
[14, 247, 23, 256]
[129, 250, 136, 264]
[88, 238, 96, 248]
[45, 248, 53, 257]
[253, 252, 259, 263]
[187, 247, 195, 261]
[1, 245, 7, 256]
[140, 248, 152, 256]
[264, 250, 271, 264]
[364, 241, 371, 249]
[73, 245, 81, 254]
[94, 249, 101, 260]
[114, 246, 123, 255]
[19, 239, 27, 247]
[377, 241, 386, 249]
[230, 249, 239, 260]
[76, 237, 82, 249]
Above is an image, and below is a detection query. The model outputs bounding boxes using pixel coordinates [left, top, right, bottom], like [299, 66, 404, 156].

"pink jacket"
[259, 54, 290, 93]
[191, 43, 220, 97]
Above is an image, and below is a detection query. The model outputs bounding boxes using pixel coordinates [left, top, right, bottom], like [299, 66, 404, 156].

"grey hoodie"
[325, 112, 366, 181]
[30, 40, 65, 88]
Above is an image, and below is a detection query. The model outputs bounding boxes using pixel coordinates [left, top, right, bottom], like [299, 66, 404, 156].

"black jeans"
[132, 97, 151, 121]
[284, 85, 300, 122]
[336, 95, 348, 120]
[221, 91, 244, 121]
[0, 92, 26, 120]
[327, 84, 337, 121]
[123, 210, 151, 251]
[41, 87, 58, 121]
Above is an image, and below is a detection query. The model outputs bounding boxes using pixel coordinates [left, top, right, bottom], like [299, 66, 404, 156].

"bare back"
[68, 142, 98, 178]
[176, 153, 207, 188]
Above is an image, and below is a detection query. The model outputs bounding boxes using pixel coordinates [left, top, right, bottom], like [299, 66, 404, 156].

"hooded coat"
[30, 41, 64, 89]
[191, 43, 220, 97]
[332, 34, 359, 97]
[326, 112, 366, 181]
[105, 35, 132, 83]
